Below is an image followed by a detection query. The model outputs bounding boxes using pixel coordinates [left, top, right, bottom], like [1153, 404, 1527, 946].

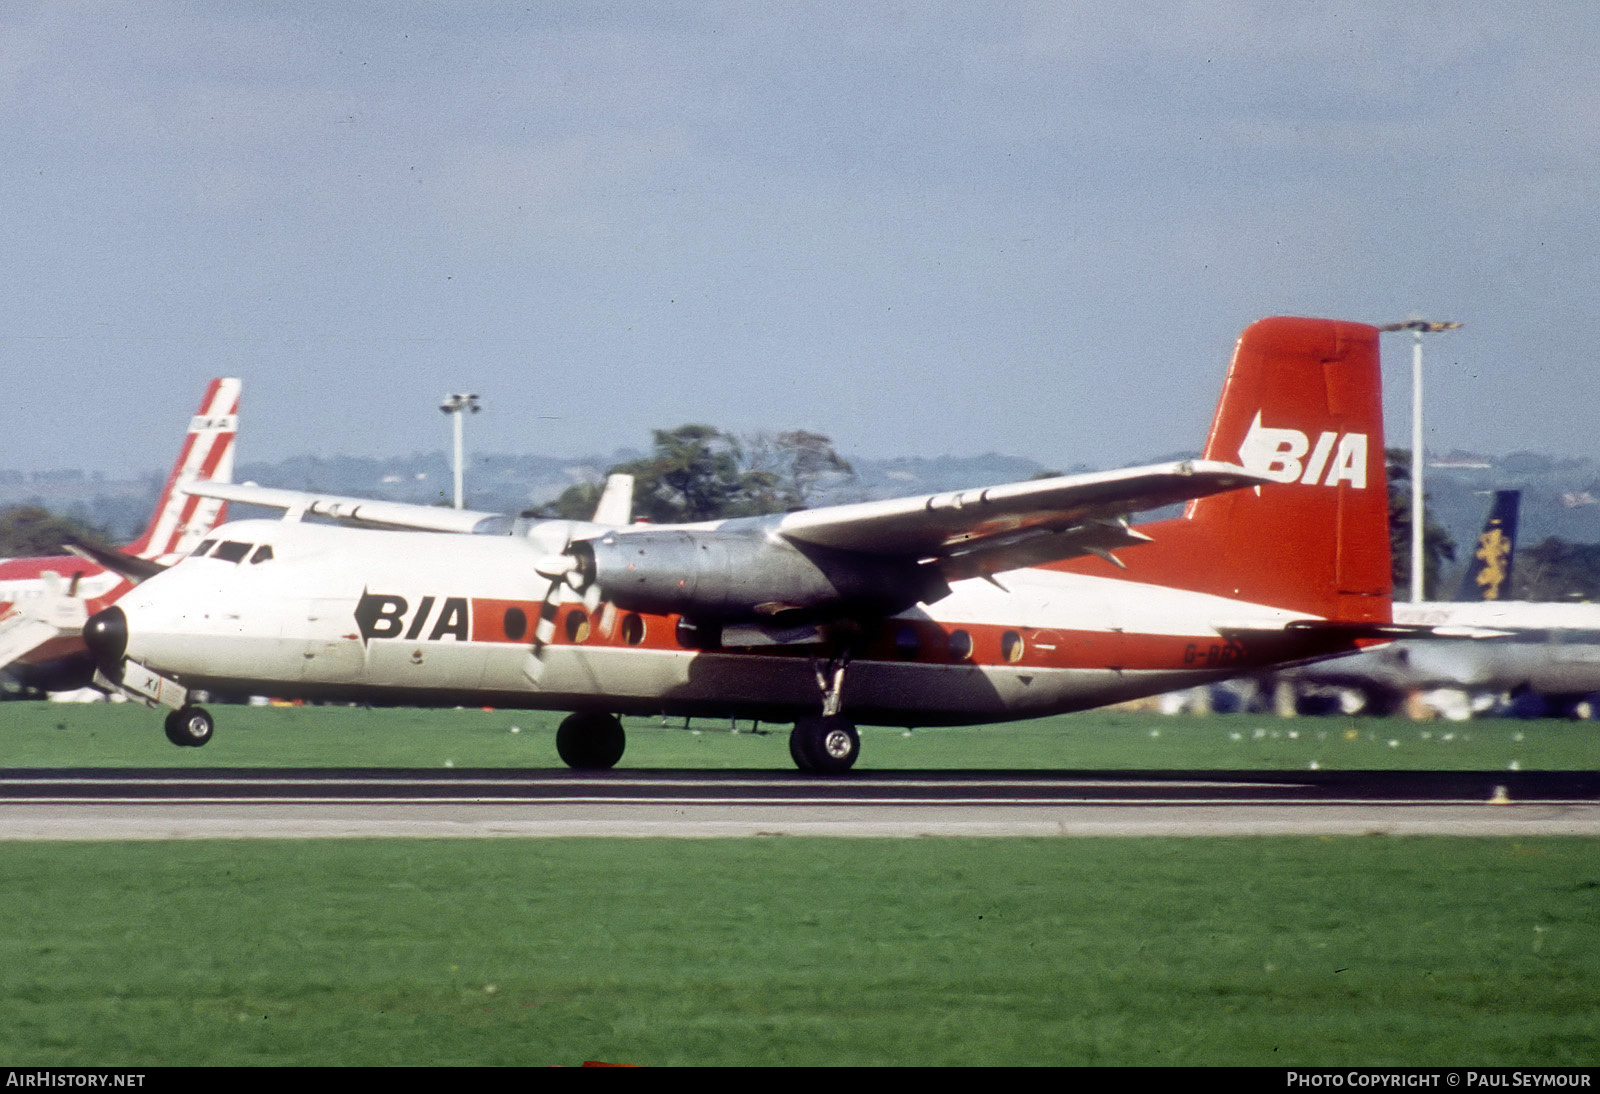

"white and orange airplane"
[0, 379, 239, 693]
[86, 319, 1406, 770]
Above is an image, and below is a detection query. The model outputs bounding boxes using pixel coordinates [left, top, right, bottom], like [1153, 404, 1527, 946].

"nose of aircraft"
[83, 606, 128, 671]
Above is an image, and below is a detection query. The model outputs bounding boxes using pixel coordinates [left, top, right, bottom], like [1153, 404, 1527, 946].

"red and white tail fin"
[1112, 317, 1392, 623]
[125, 378, 240, 562]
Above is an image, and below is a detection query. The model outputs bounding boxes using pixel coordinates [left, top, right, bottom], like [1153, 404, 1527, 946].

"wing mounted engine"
[570, 529, 949, 623]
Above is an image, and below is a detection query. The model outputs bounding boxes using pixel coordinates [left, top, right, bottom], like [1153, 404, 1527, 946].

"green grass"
[4, 702, 1594, 1065]
[0, 838, 1594, 1066]
[1, 699, 1596, 770]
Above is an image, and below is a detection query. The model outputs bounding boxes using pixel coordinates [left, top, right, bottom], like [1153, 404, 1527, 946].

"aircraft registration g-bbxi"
[84, 317, 1412, 773]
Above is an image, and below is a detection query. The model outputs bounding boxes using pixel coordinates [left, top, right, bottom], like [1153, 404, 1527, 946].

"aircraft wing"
[184, 482, 499, 534]
[189, 473, 638, 535]
[772, 459, 1272, 573]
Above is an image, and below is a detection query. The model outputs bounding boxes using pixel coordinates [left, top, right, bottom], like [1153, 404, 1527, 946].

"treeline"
[542, 425, 854, 523]
[1517, 538, 1600, 601]
[0, 506, 111, 558]
[8, 431, 1600, 603]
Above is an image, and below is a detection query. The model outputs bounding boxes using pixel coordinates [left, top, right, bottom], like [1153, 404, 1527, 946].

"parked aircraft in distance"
[1275, 490, 1600, 716]
[86, 318, 1412, 771]
[0, 379, 239, 693]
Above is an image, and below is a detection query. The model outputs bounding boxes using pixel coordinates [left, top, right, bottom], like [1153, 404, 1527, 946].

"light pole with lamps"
[1376, 320, 1461, 602]
[439, 393, 481, 509]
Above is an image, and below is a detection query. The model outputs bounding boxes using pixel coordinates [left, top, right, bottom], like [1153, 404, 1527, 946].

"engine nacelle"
[574, 530, 946, 623]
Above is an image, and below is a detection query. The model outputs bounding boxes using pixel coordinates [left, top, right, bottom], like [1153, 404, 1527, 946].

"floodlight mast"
[1376, 320, 1461, 602]
[439, 392, 481, 509]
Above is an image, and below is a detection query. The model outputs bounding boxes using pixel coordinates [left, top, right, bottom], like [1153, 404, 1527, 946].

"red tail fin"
[125, 379, 240, 561]
[1111, 317, 1391, 622]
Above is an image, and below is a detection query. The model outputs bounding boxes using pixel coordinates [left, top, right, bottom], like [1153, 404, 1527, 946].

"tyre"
[555, 711, 626, 770]
[164, 706, 214, 748]
[789, 715, 859, 774]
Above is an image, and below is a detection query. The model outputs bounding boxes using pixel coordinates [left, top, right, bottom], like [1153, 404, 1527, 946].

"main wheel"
[789, 715, 860, 774]
[555, 711, 626, 770]
[164, 706, 214, 748]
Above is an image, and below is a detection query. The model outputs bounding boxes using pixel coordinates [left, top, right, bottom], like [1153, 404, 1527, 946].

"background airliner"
[0, 379, 239, 693]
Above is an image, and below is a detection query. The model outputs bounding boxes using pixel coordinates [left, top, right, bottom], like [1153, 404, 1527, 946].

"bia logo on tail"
[1237, 412, 1369, 489]
[128, 378, 240, 561]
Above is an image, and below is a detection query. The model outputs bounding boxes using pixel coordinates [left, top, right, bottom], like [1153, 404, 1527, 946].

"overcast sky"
[4, 2, 1598, 477]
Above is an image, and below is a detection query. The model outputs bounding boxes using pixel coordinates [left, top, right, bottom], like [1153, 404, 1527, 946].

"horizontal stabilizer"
[65, 541, 167, 583]
[1215, 619, 1508, 642]
[0, 609, 63, 668]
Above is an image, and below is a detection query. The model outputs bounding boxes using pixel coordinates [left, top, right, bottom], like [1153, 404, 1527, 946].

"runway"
[1, 768, 1596, 838]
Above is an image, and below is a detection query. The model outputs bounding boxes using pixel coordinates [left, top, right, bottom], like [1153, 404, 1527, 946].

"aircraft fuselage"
[108, 517, 1333, 726]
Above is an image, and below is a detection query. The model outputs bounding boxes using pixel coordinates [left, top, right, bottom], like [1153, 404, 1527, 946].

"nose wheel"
[163, 706, 214, 748]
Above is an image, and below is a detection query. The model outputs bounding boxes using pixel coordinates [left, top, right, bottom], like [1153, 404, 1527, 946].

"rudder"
[1109, 317, 1391, 622]
[126, 378, 240, 561]
[1456, 490, 1519, 601]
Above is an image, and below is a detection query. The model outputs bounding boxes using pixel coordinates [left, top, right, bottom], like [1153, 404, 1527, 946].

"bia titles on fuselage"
[85, 318, 1407, 773]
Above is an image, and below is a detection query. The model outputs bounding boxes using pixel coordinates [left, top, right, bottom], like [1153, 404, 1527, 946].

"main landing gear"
[548, 647, 863, 775]
[788, 651, 861, 774]
[163, 705, 214, 748]
[789, 714, 860, 774]
[556, 711, 626, 770]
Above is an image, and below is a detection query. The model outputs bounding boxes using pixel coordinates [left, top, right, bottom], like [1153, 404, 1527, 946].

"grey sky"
[4, 2, 1598, 476]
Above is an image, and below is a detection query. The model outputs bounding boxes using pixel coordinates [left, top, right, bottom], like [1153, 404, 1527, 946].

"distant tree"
[550, 425, 858, 523]
[741, 429, 855, 511]
[1516, 538, 1600, 601]
[544, 480, 607, 521]
[1385, 449, 1456, 599]
[612, 425, 756, 523]
[0, 505, 112, 557]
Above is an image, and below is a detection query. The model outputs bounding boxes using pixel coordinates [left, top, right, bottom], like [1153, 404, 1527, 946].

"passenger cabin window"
[948, 629, 974, 662]
[249, 545, 274, 564]
[211, 541, 252, 564]
[1001, 631, 1026, 664]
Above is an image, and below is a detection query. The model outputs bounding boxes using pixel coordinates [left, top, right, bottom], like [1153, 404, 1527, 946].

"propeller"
[525, 528, 601, 684]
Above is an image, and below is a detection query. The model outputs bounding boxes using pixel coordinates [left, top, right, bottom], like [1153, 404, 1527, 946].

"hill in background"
[6, 447, 1599, 598]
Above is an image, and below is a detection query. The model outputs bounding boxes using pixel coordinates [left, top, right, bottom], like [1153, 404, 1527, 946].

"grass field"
[3, 699, 1597, 770]
[1, 838, 1596, 1066]
[2, 700, 1596, 1066]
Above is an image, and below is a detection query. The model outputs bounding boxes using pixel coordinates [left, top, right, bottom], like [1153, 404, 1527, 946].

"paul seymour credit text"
[1288, 1075, 1591, 1088]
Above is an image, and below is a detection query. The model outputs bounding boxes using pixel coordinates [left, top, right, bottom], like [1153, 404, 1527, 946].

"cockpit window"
[249, 544, 274, 564]
[211, 541, 252, 563]
[192, 539, 217, 557]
